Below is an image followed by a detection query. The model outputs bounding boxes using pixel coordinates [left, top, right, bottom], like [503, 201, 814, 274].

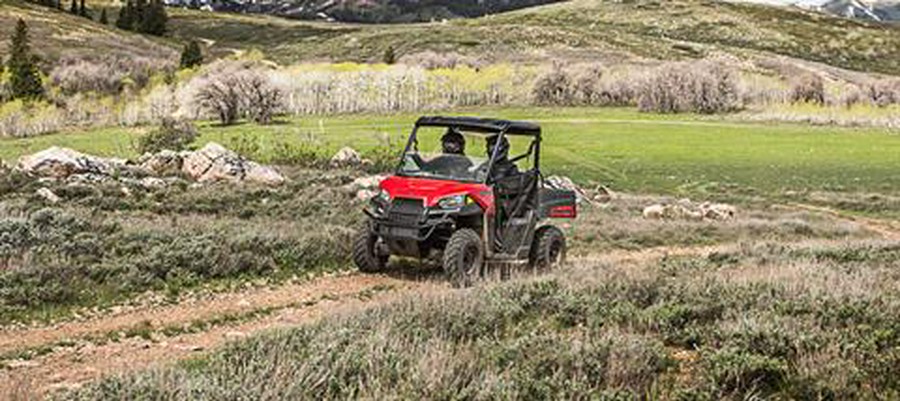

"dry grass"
[56, 238, 900, 400]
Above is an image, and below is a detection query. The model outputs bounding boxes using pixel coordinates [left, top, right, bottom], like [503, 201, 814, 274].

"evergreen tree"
[116, 1, 134, 30]
[383, 45, 396, 65]
[134, 0, 146, 27]
[179, 40, 203, 69]
[99, 8, 108, 24]
[139, 0, 167, 36]
[79, 0, 89, 18]
[69, 0, 77, 14]
[7, 19, 44, 100]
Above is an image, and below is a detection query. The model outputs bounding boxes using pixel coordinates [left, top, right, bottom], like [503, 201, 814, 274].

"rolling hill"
[0, 1, 177, 65]
[163, 0, 900, 74]
[2, 0, 900, 76]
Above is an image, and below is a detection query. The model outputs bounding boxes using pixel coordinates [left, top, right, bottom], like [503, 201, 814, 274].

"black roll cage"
[397, 116, 542, 184]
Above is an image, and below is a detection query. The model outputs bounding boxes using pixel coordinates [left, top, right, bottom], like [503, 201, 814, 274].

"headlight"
[376, 189, 391, 203]
[437, 195, 466, 209]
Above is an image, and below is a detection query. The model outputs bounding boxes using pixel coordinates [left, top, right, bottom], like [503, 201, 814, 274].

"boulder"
[244, 162, 286, 186]
[182, 143, 246, 183]
[330, 147, 362, 167]
[36, 187, 61, 204]
[181, 142, 285, 185]
[17, 147, 112, 178]
[138, 150, 184, 176]
[344, 174, 387, 200]
[643, 201, 736, 221]
[642, 204, 666, 219]
[700, 202, 737, 220]
[544, 175, 590, 204]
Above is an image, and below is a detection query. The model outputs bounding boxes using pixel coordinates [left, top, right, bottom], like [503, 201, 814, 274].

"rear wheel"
[353, 223, 388, 273]
[443, 228, 484, 288]
[530, 226, 566, 270]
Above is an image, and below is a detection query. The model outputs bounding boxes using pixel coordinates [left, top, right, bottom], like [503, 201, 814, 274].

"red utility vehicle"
[353, 117, 576, 287]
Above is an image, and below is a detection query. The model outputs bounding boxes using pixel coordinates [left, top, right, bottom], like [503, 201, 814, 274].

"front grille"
[388, 198, 424, 225]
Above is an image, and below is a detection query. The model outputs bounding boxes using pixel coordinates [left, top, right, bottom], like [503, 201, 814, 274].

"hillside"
[3, 0, 900, 75]
[199, 0, 566, 23]
[164, 0, 900, 74]
[0, 1, 177, 64]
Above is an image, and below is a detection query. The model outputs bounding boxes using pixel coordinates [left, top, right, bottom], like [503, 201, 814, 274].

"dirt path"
[783, 202, 900, 241]
[0, 271, 447, 396]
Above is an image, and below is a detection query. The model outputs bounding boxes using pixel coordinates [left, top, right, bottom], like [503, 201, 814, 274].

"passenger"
[485, 134, 519, 181]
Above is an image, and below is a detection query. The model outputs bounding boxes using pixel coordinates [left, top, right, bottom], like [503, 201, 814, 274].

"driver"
[422, 128, 473, 176]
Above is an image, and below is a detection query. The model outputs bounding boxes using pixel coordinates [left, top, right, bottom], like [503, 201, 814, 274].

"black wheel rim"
[548, 239, 563, 264]
[463, 244, 479, 274]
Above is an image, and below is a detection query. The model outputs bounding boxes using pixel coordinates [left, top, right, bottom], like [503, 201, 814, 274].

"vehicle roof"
[415, 116, 541, 137]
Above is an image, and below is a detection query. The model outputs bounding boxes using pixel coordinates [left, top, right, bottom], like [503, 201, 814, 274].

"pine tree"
[7, 19, 44, 100]
[116, 1, 134, 30]
[383, 45, 396, 65]
[78, 0, 90, 18]
[139, 0, 167, 36]
[179, 40, 203, 69]
[99, 8, 108, 24]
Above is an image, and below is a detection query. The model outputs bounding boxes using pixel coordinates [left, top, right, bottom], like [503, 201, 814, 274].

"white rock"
[642, 204, 666, 219]
[17, 147, 112, 178]
[182, 142, 284, 185]
[244, 162, 286, 186]
[545, 175, 590, 204]
[700, 202, 737, 220]
[330, 147, 362, 167]
[36, 187, 61, 204]
[139, 150, 184, 176]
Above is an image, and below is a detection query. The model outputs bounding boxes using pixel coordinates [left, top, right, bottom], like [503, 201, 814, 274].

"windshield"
[398, 152, 488, 182]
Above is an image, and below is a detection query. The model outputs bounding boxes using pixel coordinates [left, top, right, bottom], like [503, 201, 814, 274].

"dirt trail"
[0, 272, 447, 396]
[783, 203, 900, 241]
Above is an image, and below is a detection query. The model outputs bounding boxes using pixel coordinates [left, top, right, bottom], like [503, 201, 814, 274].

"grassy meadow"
[2, 107, 897, 197]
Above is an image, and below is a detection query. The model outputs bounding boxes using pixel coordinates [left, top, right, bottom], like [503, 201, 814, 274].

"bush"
[50, 59, 124, 95]
[532, 64, 575, 106]
[866, 79, 900, 107]
[135, 118, 198, 154]
[195, 69, 282, 125]
[790, 75, 825, 105]
[638, 62, 742, 114]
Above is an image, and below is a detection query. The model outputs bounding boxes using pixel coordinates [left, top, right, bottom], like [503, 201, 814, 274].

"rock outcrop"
[17, 147, 113, 178]
[16, 143, 286, 188]
[642, 199, 736, 221]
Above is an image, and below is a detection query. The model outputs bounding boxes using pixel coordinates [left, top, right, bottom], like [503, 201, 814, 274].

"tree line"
[24, 0, 166, 36]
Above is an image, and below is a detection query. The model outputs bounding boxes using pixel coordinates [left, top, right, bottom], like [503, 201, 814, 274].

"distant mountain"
[814, 0, 900, 21]
[169, 0, 566, 23]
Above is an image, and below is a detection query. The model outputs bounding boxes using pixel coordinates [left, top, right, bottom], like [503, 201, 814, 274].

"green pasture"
[1, 107, 897, 196]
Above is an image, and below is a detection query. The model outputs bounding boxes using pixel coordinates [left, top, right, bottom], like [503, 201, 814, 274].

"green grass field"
[2, 108, 897, 197]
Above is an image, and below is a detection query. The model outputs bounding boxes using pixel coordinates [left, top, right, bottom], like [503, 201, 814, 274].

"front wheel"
[443, 228, 484, 288]
[352, 223, 388, 273]
[530, 226, 566, 270]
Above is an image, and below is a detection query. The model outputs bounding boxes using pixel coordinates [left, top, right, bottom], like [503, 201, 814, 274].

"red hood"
[380, 175, 493, 208]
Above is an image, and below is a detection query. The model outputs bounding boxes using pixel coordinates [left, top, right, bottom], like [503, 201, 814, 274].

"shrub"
[194, 68, 282, 125]
[790, 75, 826, 105]
[532, 64, 575, 106]
[638, 62, 742, 114]
[866, 79, 900, 107]
[50, 59, 124, 95]
[179, 40, 204, 70]
[239, 71, 282, 125]
[571, 64, 604, 105]
[135, 118, 198, 154]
